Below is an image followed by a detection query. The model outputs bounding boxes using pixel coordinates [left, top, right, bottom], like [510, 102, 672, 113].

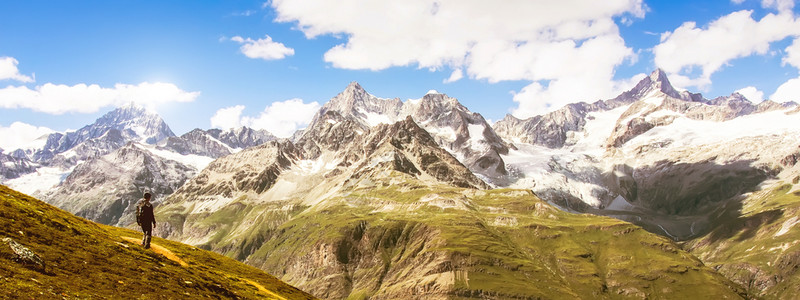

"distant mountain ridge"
[309, 82, 510, 182]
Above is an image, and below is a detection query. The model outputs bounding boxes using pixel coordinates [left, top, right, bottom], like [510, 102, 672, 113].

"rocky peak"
[616, 69, 703, 103]
[321, 82, 403, 126]
[210, 126, 276, 149]
[412, 92, 464, 117]
[342, 116, 489, 189]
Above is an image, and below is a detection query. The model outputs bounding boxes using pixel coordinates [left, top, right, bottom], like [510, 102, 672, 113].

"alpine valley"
[3, 69, 799, 299]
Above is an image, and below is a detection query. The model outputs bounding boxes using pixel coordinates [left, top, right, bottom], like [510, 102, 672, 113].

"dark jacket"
[136, 199, 156, 227]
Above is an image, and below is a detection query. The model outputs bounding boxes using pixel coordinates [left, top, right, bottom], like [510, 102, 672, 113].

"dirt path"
[120, 236, 286, 299]
[120, 236, 188, 267]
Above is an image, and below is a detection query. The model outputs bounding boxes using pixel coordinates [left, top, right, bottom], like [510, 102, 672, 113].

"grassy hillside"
[684, 182, 800, 299]
[161, 175, 747, 299]
[0, 184, 316, 299]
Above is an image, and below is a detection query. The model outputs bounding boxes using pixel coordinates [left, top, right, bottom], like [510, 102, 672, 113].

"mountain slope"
[15, 103, 174, 164]
[493, 70, 800, 238]
[156, 115, 747, 299]
[164, 180, 745, 299]
[3, 104, 178, 196]
[159, 126, 276, 158]
[681, 152, 800, 299]
[308, 82, 510, 183]
[39, 143, 199, 227]
[0, 184, 315, 299]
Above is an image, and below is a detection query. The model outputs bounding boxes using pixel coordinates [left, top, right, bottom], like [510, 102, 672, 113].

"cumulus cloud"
[654, 10, 800, 90]
[736, 86, 765, 103]
[443, 69, 463, 83]
[0, 57, 34, 83]
[784, 38, 800, 69]
[231, 35, 295, 60]
[771, 76, 800, 102]
[761, 0, 795, 12]
[211, 98, 320, 138]
[0, 122, 54, 151]
[270, 0, 646, 118]
[0, 82, 199, 114]
[210, 105, 245, 129]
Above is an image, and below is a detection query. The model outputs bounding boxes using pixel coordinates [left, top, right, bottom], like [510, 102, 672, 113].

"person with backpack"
[135, 192, 157, 249]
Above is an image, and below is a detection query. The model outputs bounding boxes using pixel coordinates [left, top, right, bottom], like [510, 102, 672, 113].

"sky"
[1, 0, 799, 150]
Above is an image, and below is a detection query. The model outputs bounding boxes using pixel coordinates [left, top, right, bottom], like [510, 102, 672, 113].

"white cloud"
[0, 122, 53, 151]
[270, 0, 646, 118]
[512, 72, 646, 118]
[654, 10, 800, 90]
[443, 69, 463, 83]
[0, 57, 34, 83]
[771, 76, 800, 102]
[0, 82, 199, 114]
[210, 105, 245, 129]
[211, 99, 320, 138]
[731, 0, 795, 11]
[784, 37, 800, 69]
[736, 86, 765, 103]
[761, 0, 795, 12]
[231, 35, 295, 60]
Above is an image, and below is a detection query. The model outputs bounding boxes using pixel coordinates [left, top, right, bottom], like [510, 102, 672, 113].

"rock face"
[159, 126, 276, 158]
[0, 152, 37, 181]
[338, 116, 488, 190]
[308, 82, 510, 183]
[13, 103, 175, 164]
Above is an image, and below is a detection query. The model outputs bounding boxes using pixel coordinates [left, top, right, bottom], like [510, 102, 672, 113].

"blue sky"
[1, 0, 799, 149]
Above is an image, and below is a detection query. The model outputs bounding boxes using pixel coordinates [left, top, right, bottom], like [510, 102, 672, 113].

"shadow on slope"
[579, 159, 777, 241]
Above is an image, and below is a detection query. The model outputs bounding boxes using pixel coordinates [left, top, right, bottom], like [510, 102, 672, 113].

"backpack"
[136, 200, 144, 225]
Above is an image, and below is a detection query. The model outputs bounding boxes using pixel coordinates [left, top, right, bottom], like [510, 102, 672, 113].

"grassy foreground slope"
[0, 184, 315, 299]
[162, 174, 747, 299]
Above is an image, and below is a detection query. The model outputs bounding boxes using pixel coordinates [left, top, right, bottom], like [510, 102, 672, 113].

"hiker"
[135, 192, 157, 249]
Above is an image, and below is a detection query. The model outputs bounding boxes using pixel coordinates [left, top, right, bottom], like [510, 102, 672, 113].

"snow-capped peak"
[426, 89, 440, 95]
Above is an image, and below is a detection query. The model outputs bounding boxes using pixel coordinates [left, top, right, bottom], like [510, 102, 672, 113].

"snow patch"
[642, 90, 665, 106]
[775, 216, 799, 237]
[502, 143, 607, 208]
[606, 195, 635, 211]
[189, 196, 236, 214]
[570, 105, 630, 153]
[135, 144, 214, 171]
[467, 123, 486, 150]
[626, 108, 800, 150]
[423, 125, 458, 143]
[5, 166, 74, 195]
[295, 156, 341, 175]
[357, 108, 395, 127]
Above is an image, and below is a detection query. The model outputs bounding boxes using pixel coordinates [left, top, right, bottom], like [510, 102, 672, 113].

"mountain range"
[2, 69, 799, 298]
